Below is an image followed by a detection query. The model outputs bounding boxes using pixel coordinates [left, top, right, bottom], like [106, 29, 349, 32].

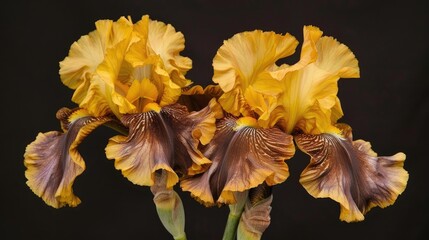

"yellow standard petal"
[278, 27, 360, 134]
[294, 124, 408, 222]
[269, 25, 323, 79]
[77, 16, 191, 118]
[59, 17, 133, 104]
[80, 38, 134, 117]
[181, 116, 295, 206]
[213, 30, 299, 118]
[127, 16, 185, 107]
[147, 19, 192, 88]
[24, 108, 113, 208]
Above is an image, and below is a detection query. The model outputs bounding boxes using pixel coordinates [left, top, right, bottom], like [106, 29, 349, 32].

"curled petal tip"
[24, 109, 112, 208]
[295, 124, 408, 222]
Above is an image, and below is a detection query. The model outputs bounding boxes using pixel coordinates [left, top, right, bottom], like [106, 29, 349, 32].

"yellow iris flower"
[24, 15, 222, 208]
[60, 15, 192, 117]
[183, 26, 408, 222]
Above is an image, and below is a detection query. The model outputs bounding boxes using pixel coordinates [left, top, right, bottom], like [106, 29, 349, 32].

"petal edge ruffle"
[24, 108, 112, 208]
[106, 102, 220, 188]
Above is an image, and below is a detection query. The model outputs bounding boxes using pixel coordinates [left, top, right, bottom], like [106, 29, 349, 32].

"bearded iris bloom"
[24, 15, 222, 213]
[182, 26, 408, 223]
[181, 31, 297, 206]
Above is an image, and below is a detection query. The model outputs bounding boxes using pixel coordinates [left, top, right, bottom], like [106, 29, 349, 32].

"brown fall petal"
[181, 116, 295, 206]
[106, 100, 222, 188]
[24, 108, 113, 208]
[294, 124, 409, 222]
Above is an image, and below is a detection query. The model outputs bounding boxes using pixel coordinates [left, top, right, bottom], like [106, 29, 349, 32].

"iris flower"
[24, 15, 221, 210]
[182, 26, 408, 223]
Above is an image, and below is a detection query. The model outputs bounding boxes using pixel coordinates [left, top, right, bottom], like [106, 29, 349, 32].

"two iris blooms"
[24, 15, 408, 227]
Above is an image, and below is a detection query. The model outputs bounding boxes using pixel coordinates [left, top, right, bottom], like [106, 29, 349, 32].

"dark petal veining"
[106, 100, 221, 188]
[24, 108, 113, 208]
[295, 124, 408, 222]
[181, 116, 295, 206]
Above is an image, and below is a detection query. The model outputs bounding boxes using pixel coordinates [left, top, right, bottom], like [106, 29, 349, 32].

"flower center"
[125, 64, 160, 112]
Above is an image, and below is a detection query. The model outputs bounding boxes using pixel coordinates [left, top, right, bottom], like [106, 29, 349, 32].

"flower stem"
[222, 212, 242, 240]
[222, 191, 248, 240]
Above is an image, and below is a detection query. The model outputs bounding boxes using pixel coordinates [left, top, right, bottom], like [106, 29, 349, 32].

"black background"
[2, 0, 428, 239]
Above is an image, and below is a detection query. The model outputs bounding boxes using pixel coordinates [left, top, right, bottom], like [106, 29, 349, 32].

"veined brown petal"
[105, 100, 222, 189]
[295, 124, 408, 222]
[24, 108, 113, 208]
[181, 116, 295, 206]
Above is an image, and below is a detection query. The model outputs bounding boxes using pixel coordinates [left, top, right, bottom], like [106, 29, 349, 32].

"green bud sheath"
[151, 171, 187, 240]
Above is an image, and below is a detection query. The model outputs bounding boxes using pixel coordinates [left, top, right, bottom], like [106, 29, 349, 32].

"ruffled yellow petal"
[96, 16, 135, 48]
[271, 25, 323, 79]
[152, 62, 182, 107]
[147, 19, 192, 88]
[295, 124, 408, 222]
[24, 108, 113, 208]
[278, 31, 359, 134]
[243, 86, 284, 128]
[330, 96, 344, 124]
[133, 15, 150, 40]
[65, 15, 190, 118]
[190, 98, 223, 145]
[213, 30, 298, 117]
[126, 16, 185, 107]
[218, 88, 249, 117]
[186, 99, 224, 175]
[315, 37, 360, 78]
[59, 17, 133, 104]
[59, 28, 104, 88]
[106, 102, 221, 188]
[125, 36, 183, 108]
[80, 39, 134, 117]
[181, 116, 295, 206]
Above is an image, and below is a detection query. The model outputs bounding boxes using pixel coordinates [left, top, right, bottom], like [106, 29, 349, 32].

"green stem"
[223, 191, 248, 240]
[222, 212, 242, 240]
